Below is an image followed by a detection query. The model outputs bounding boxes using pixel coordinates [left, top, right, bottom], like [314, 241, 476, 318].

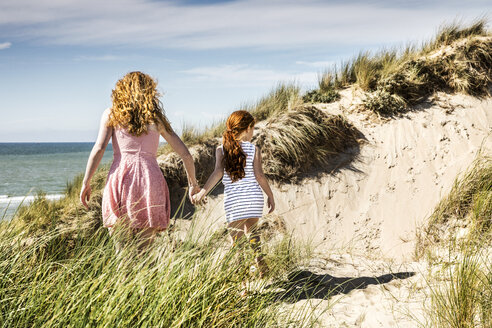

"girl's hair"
[222, 110, 256, 182]
[108, 71, 172, 136]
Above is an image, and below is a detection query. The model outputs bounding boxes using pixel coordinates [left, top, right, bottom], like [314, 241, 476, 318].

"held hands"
[192, 188, 207, 205]
[189, 185, 201, 205]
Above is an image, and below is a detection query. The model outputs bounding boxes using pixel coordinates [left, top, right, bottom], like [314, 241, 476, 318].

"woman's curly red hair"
[222, 110, 256, 182]
[107, 71, 172, 136]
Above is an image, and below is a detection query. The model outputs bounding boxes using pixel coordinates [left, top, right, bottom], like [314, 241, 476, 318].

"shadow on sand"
[266, 269, 415, 302]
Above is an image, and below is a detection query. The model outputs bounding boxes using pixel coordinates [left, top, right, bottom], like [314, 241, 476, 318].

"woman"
[80, 71, 199, 250]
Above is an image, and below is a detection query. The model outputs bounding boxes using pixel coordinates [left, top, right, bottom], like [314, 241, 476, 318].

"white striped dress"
[221, 141, 264, 223]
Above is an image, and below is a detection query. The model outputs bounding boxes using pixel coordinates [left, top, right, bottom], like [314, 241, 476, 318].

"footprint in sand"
[385, 182, 396, 192]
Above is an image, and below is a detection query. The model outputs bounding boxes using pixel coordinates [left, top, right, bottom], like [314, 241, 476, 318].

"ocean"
[0, 143, 114, 219]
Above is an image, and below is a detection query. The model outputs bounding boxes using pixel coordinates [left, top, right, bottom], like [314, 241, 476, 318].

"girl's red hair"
[222, 110, 255, 182]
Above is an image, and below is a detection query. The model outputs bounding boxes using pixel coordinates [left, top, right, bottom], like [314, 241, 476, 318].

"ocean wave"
[0, 194, 64, 204]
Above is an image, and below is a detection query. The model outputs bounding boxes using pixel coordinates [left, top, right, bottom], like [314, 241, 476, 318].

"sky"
[0, 0, 490, 142]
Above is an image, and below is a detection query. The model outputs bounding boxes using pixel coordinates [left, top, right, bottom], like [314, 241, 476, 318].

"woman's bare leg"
[135, 227, 158, 252]
[108, 225, 134, 255]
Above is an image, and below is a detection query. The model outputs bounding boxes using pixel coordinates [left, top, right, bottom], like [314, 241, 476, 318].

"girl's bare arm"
[194, 147, 224, 202]
[202, 147, 224, 194]
[80, 108, 113, 208]
[253, 146, 275, 212]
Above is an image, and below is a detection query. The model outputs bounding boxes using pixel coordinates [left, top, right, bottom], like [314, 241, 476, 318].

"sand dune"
[194, 89, 491, 260]
[189, 90, 491, 327]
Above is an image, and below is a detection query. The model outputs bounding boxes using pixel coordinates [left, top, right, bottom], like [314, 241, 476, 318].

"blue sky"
[0, 0, 490, 142]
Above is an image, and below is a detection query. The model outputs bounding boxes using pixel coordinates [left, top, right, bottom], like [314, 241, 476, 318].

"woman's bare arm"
[156, 120, 199, 200]
[80, 108, 113, 208]
[253, 146, 275, 213]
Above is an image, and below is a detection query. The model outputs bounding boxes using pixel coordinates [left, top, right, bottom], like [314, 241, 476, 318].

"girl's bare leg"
[244, 218, 268, 278]
[228, 220, 249, 295]
[228, 219, 247, 244]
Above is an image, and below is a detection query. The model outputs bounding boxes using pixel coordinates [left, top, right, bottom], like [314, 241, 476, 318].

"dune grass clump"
[244, 82, 303, 121]
[367, 34, 492, 111]
[417, 152, 492, 328]
[302, 89, 339, 104]
[305, 19, 490, 115]
[427, 249, 492, 328]
[430, 154, 491, 228]
[253, 106, 361, 182]
[418, 154, 492, 254]
[424, 19, 490, 51]
[361, 89, 407, 115]
[361, 20, 491, 115]
[0, 217, 316, 327]
[303, 73, 341, 104]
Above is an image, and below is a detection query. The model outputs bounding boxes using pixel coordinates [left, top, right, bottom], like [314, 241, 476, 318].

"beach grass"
[416, 152, 492, 328]
[309, 18, 491, 115]
[302, 72, 340, 104]
[425, 248, 491, 328]
[416, 152, 492, 258]
[254, 106, 361, 182]
[0, 213, 319, 327]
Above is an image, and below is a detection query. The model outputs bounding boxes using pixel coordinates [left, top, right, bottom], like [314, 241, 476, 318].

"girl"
[194, 110, 275, 277]
[80, 71, 200, 251]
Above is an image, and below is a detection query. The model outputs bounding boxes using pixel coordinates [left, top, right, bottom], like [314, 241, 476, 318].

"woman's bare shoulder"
[101, 108, 112, 124]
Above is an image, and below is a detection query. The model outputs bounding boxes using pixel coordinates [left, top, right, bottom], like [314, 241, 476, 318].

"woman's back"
[111, 124, 160, 158]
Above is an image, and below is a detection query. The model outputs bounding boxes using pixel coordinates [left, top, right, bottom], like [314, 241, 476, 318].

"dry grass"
[307, 19, 491, 115]
[245, 82, 303, 121]
[416, 153, 492, 259]
[302, 72, 341, 104]
[0, 215, 317, 327]
[362, 20, 491, 115]
[427, 248, 492, 328]
[367, 34, 492, 112]
[416, 150, 492, 328]
[254, 106, 361, 182]
[423, 18, 490, 52]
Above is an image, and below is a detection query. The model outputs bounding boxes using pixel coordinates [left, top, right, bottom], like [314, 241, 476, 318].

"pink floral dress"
[102, 126, 170, 231]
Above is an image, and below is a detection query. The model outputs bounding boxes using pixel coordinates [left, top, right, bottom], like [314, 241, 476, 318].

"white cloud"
[0, 1, 489, 50]
[74, 55, 121, 61]
[296, 60, 335, 68]
[182, 64, 317, 87]
[0, 42, 11, 49]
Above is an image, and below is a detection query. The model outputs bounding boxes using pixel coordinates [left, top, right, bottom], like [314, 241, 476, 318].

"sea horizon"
[0, 142, 116, 219]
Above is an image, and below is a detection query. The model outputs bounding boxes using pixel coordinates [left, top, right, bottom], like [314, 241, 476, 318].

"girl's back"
[222, 141, 257, 187]
[221, 141, 264, 223]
